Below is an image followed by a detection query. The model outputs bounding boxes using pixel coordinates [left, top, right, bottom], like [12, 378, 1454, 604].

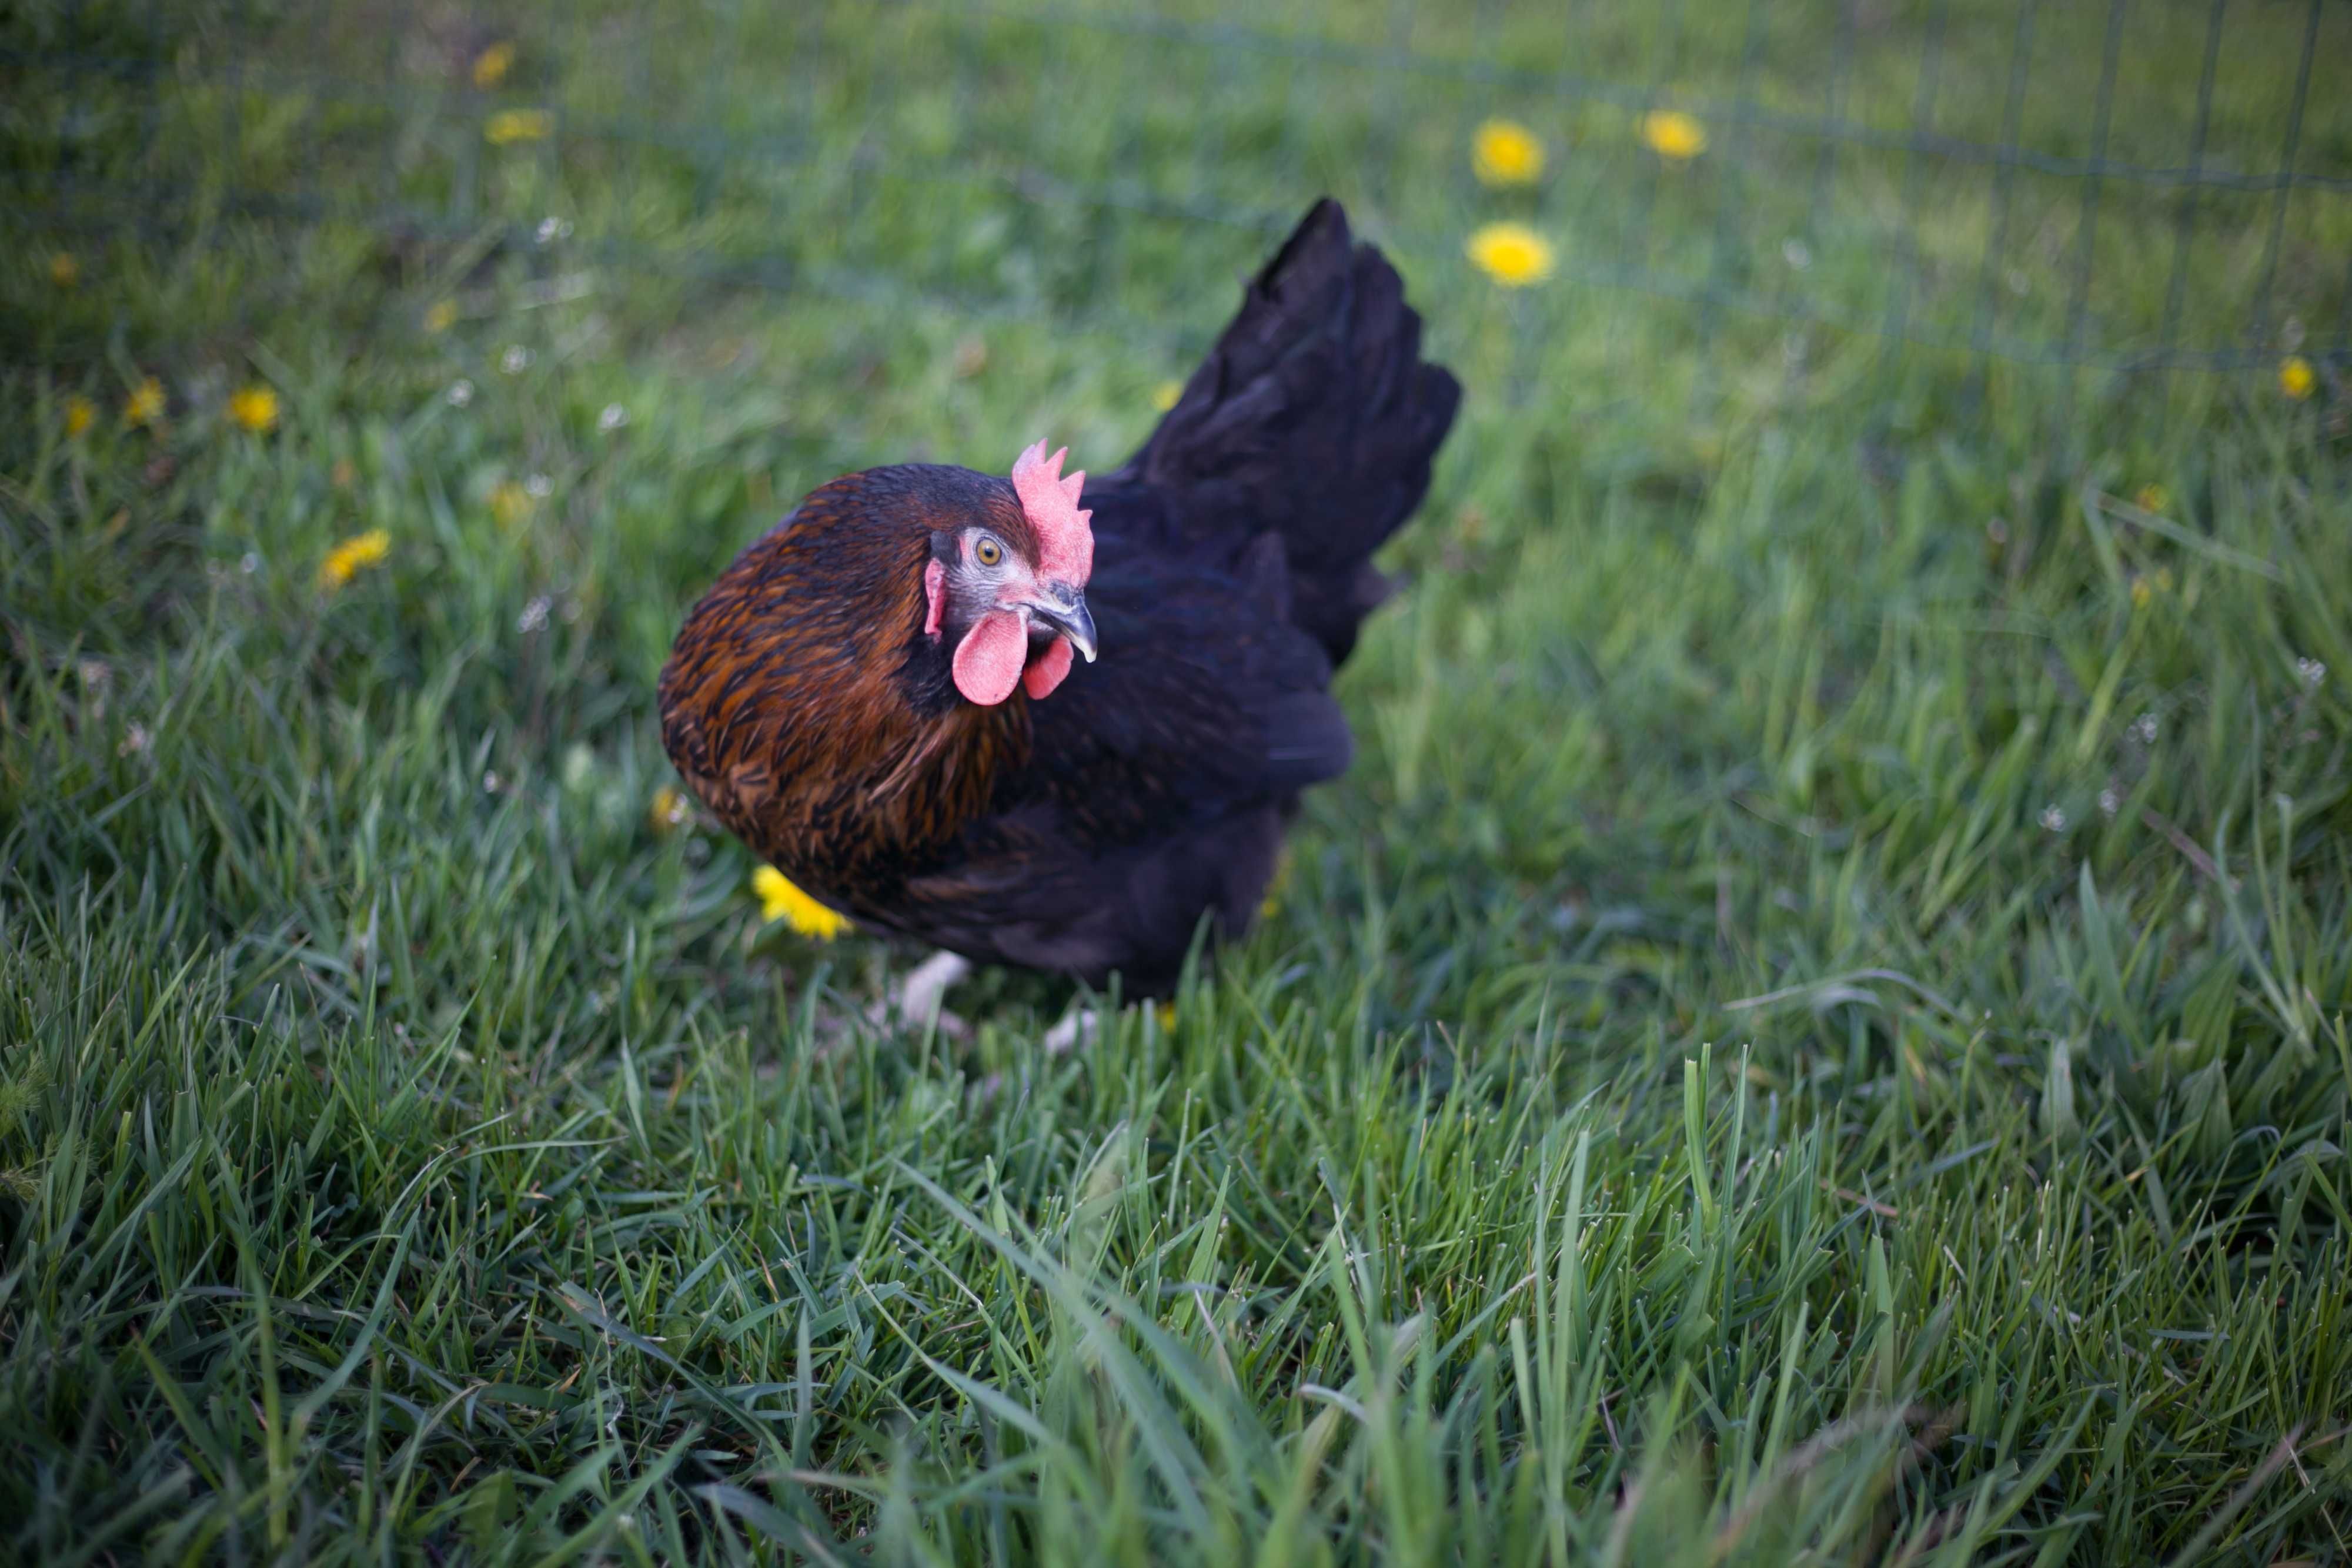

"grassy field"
[5, 0, 2352, 1563]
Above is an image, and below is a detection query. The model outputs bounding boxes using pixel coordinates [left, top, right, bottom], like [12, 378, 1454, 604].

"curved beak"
[1025, 587, 1097, 663]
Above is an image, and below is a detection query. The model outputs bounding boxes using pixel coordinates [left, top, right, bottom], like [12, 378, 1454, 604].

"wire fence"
[8, 0, 2350, 402]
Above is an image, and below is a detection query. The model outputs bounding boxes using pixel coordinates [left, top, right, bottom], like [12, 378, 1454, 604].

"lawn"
[4, 0, 2351, 1563]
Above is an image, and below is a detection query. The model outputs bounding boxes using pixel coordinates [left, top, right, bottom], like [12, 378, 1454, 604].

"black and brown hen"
[659, 198, 1460, 1004]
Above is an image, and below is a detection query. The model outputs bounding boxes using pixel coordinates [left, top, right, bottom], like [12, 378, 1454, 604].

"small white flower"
[534, 215, 572, 245]
[2039, 804, 2067, 833]
[524, 472, 552, 499]
[447, 379, 475, 407]
[2099, 788, 2119, 817]
[240, 551, 261, 574]
[2134, 713, 2159, 743]
[500, 345, 532, 375]
[2296, 656, 2326, 690]
[119, 723, 151, 757]
[1782, 237, 1812, 270]
[517, 595, 552, 634]
[483, 769, 502, 794]
[597, 402, 628, 432]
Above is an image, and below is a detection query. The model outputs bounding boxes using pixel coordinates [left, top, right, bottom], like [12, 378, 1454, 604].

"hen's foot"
[1043, 999, 1182, 1054]
[1041, 1007, 1100, 1055]
[868, 950, 972, 1040]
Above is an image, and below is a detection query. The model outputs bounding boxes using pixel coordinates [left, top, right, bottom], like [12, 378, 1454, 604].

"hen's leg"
[871, 950, 971, 1039]
[1042, 999, 1178, 1055]
[1041, 1007, 1100, 1055]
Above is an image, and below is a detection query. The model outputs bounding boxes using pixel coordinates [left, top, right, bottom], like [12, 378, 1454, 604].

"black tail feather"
[1116, 198, 1461, 666]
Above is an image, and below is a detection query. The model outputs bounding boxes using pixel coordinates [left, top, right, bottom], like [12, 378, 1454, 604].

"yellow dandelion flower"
[753, 865, 850, 940]
[228, 385, 280, 434]
[485, 109, 552, 145]
[490, 480, 533, 527]
[1640, 109, 1708, 162]
[1154, 1002, 1178, 1031]
[2279, 355, 2315, 400]
[649, 785, 691, 833]
[1151, 379, 1183, 412]
[50, 253, 79, 289]
[473, 41, 516, 90]
[123, 377, 164, 428]
[2132, 483, 2168, 514]
[1466, 222, 1555, 287]
[318, 529, 391, 590]
[1472, 118, 1545, 186]
[425, 299, 459, 333]
[64, 395, 96, 438]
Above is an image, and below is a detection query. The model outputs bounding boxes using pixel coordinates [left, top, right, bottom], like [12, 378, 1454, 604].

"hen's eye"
[973, 536, 1004, 567]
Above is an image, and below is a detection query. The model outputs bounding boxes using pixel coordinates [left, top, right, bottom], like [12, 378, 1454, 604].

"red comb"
[1010, 439, 1093, 586]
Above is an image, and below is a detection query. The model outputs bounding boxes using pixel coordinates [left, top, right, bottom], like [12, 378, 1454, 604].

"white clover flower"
[447, 379, 475, 407]
[598, 402, 628, 432]
[500, 345, 532, 375]
[2039, 804, 2067, 833]
[524, 472, 552, 499]
[517, 595, 552, 634]
[2099, 788, 2119, 817]
[2296, 656, 2326, 690]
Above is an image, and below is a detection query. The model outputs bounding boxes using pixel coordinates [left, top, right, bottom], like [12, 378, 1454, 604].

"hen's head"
[915, 439, 1097, 706]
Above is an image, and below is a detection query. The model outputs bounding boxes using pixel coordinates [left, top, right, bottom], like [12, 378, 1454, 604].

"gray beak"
[1030, 589, 1097, 663]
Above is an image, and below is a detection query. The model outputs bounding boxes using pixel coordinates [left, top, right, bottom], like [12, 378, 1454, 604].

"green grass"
[4, 1, 2351, 1563]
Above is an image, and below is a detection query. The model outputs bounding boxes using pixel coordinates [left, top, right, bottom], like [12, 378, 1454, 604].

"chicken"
[659, 198, 1460, 1014]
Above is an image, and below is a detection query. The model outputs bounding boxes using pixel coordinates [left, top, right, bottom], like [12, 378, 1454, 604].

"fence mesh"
[7, 0, 2350, 409]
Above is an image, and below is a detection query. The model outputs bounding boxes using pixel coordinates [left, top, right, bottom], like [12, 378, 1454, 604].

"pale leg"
[871, 950, 972, 1039]
[1041, 1006, 1101, 1055]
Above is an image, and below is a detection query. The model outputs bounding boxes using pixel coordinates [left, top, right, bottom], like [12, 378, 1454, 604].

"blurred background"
[11, 0, 2349, 431]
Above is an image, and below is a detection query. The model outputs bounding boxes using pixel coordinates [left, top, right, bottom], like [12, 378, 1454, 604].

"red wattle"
[1022, 636, 1074, 699]
[951, 611, 1028, 706]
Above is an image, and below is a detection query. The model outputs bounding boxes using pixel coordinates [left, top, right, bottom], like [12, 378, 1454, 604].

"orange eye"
[973, 536, 1004, 567]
